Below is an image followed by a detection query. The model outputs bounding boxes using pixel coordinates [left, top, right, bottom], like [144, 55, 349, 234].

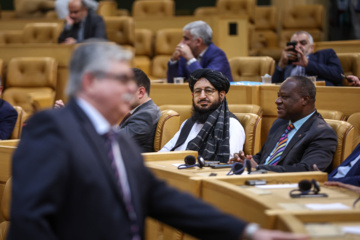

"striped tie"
[266, 123, 295, 165]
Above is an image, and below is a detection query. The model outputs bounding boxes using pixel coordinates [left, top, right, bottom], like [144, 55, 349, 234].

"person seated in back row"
[167, 20, 233, 83]
[231, 76, 337, 172]
[272, 31, 344, 86]
[160, 68, 245, 163]
[58, 0, 107, 45]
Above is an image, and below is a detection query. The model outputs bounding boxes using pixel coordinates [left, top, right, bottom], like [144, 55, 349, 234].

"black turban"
[189, 69, 230, 93]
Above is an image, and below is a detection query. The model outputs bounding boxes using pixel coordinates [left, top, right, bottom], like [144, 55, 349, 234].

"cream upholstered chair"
[337, 53, 360, 86]
[104, 16, 135, 50]
[23, 23, 61, 44]
[134, 29, 154, 76]
[14, 0, 54, 18]
[347, 112, 360, 150]
[234, 113, 262, 155]
[151, 28, 182, 79]
[194, 7, 217, 16]
[216, 0, 255, 23]
[325, 119, 354, 170]
[229, 56, 275, 82]
[153, 110, 180, 152]
[0, 59, 3, 82]
[279, 5, 324, 48]
[2, 57, 58, 116]
[0, 31, 24, 45]
[228, 104, 263, 117]
[0, 178, 11, 240]
[97, 1, 118, 17]
[132, 0, 174, 17]
[318, 109, 346, 121]
[9, 106, 25, 139]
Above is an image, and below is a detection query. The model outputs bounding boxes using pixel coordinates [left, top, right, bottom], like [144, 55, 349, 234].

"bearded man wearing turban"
[160, 69, 245, 163]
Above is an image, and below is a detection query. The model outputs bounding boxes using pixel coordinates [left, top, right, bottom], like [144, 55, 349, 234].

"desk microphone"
[289, 179, 328, 198]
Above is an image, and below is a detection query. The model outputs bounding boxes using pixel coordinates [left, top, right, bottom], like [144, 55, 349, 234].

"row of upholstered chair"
[0, 57, 58, 116]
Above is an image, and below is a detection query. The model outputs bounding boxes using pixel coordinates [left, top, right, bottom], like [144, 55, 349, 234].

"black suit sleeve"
[9, 112, 69, 240]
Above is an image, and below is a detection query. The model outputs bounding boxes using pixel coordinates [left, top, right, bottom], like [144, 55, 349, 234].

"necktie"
[266, 123, 295, 165]
[103, 130, 140, 240]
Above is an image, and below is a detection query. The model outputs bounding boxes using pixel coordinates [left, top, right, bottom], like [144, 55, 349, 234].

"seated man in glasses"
[160, 68, 245, 163]
[272, 31, 344, 86]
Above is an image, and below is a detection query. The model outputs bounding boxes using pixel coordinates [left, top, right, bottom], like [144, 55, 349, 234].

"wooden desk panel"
[201, 175, 357, 230]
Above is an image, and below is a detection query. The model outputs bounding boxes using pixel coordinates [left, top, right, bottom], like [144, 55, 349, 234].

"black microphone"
[184, 155, 196, 165]
[298, 179, 312, 193]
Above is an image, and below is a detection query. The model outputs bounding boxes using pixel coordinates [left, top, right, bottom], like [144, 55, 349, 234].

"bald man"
[58, 0, 107, 44]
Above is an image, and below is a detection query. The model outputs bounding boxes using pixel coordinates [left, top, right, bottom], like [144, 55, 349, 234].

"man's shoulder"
[313, 48, 336, 57]
[207, 43, 226, 55]
[0, 99, 15, 111]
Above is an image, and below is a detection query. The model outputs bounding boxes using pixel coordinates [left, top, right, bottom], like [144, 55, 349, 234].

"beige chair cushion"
[155, 28, 182, 55]
[228, 104, 263, 117]
[97, 1, 118, 17]
[216, 0, 255, 23]
[104, 16, 135, 46]
[6, 57, 57, 88]
[255, 6, 277, 31]
[151, 55, 170, 79]
[325, 119, 354, 170]
[23, 23, 61, 44]
[194, 7, 217, 16]
[134, 56, 151, 77]
[318, 109, 346, 121]
[282, 4, 324, 29]
[234, 113, 262, 155]
[132, 0, 174, 17]
[337, 53, 360, 86]
[154, 110, 180, 152]
[135, 29, 154, 57]
[0, 31, 24, 44]
[347, 112, 360, 150]
[229, 56, 275, 82]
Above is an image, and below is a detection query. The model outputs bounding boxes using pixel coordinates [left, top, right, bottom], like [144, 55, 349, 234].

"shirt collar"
[290, 110, 316, 130]
[76, 97, 115, 135]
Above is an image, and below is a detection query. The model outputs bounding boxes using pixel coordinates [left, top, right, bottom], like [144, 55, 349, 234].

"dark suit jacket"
[58, 11, 107, 43]
[254, 112, 337, 172]
[119, 99, 160, 152]
[0, 99, 17, 140]
[9, 99, 246, 240]
[328, 143, 360, 186]
[272, 49, 344, 86]
[167, 43, 233, 82]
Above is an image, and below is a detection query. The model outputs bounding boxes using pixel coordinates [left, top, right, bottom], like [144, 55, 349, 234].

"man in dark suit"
[0, 79, 17, 139]
[167, 20, 233, 83]
[272, 31, 343, 86]
[58, 0, 107, 44]
[9, 42, 308, 240]
[119, 68, 161, 152]
[231, 76, 337, 172]
[313, 142, 360, 186]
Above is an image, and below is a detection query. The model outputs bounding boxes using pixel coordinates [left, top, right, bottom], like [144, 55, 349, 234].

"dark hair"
[287, 75, 316, 103]
[189, 68, 230, 93]
[132, 68, 151, 95]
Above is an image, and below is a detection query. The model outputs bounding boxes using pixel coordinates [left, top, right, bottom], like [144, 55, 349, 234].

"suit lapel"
[330, 143, 360, 177]
[278, 112, 318, 164]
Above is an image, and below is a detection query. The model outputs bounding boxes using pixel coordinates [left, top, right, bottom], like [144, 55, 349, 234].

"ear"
[81, 73, 96, 92]
[196, 37, 203, 47]
[138, 86, 146, 99]
[219, 91, 226, 102]
[302, 95, 310, 106]
[310, 44, 314, 53]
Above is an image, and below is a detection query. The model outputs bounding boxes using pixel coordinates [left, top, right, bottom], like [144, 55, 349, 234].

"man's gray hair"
[292, 31, 314, 45]
[66, 42, 132, 97]
[183, 21, 213, 46]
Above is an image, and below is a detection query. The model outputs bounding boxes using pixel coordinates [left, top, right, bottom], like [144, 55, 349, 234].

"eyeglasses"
[92, 71, 134, 83]
[193, 88, 217, 96]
